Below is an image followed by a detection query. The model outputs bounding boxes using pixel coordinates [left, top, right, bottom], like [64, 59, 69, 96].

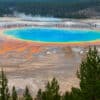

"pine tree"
[70, 87, 82, 100]
[12, 86, 18, 100]
[44, 78, 61, 100]
[0, 69, 10, 100]
[77, 47, 100, 100]
[62, 91, 71, 100]
[36, 78, 61, 100]
[23, 86, 33, 100]
[35, 89, 42, 100]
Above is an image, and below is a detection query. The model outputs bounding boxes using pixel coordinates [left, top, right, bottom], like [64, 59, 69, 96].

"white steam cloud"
[13, 11, 61, 22]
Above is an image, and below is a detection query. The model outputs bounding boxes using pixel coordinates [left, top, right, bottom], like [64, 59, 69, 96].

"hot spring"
[4, 28, 100, 44]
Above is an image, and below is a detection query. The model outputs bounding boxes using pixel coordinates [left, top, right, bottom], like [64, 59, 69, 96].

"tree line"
[0, 47, 100, 100]
[0, 1, 100, 18]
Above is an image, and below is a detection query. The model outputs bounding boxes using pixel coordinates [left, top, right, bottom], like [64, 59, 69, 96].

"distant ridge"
[0, 0, 100, 18]
[0, 0, 98, 4]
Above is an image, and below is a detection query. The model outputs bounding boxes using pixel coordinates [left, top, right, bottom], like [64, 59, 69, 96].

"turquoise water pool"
[4, 28, 100, 43]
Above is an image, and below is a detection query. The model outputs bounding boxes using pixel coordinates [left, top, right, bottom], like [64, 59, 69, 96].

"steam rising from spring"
[13, 11, 61, 22]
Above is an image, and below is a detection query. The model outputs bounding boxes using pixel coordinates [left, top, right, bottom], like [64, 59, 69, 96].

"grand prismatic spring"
[4, 28, 100, 44]
[1, 25, 100, 95]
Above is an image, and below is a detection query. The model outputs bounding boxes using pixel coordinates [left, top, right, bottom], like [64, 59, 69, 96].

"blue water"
[4, 28, 100, 43]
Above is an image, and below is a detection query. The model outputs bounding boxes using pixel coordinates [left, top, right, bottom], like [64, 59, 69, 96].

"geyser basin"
[4, 28, 100, 44]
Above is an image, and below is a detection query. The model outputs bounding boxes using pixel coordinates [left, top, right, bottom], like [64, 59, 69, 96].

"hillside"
[0, 0, 100, 18]
[0, 0, 93, 2]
